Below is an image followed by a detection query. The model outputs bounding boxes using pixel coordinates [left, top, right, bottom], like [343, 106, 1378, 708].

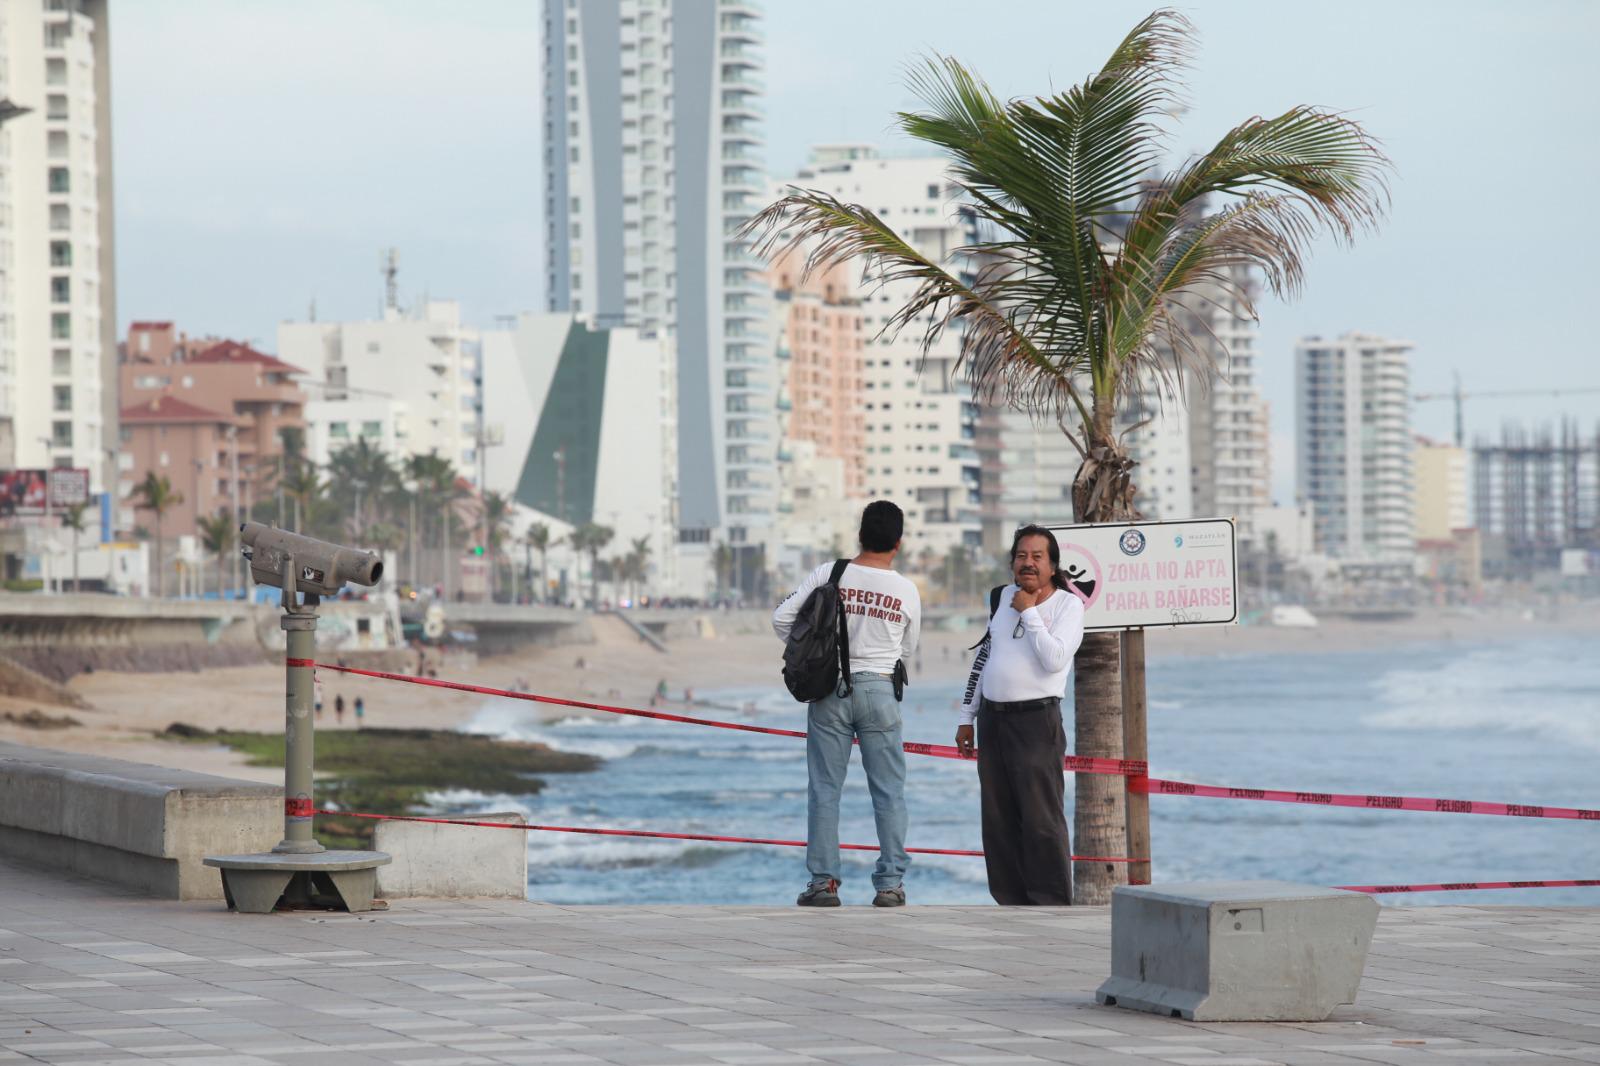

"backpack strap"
[828, 559, 852, 697]
[969, 584, 1008, 650]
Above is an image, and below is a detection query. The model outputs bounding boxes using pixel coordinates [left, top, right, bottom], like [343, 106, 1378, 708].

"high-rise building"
[1413, 435, 1469, 541]
[1472, 421, 1598, 577]
[0, 0, 116, 490]
[542, 0, 774, 580]
[1185, 269, 1271, 538]
[781, 145, 981, 555]
[766, 250, 863, 587]
[481, 313, 678, 596]
[1295, 332, 1415, 560]
[768, 250, 864, 497]
[279, 299, 482, 486]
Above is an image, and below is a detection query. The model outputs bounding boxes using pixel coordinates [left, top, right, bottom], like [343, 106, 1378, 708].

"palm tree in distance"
[482, 491, 513, 601]
[130, 472, 184, 597]
[524, 522, 551, 604]
[406, 451, 461, 596]
[61, 501, 90, 593]
[743, 9, 1389, 902]
[568, 523, 614, 609]
[196, 511, 235, 599]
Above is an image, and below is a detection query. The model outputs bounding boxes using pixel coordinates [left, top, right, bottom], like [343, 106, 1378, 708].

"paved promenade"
[1, 859, 1597, 1065]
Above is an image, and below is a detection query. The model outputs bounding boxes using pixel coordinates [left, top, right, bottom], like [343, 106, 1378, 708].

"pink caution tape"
[312, 661, 1145, 777]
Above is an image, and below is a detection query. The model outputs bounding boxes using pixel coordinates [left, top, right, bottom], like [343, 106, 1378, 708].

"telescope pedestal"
[205, 570, 391, 914]
[204, 851, 391, 914]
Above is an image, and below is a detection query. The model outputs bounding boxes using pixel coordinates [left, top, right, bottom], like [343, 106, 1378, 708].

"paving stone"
[1, 860, 1598, 1065]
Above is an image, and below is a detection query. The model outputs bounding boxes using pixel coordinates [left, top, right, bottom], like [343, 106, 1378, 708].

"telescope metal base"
[204, 851, 391, 914]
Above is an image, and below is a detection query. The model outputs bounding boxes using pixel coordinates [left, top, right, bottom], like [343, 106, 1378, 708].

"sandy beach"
[1, 602, 1594, 783]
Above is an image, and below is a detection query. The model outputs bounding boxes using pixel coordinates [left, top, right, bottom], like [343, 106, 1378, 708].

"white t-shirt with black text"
[773, 561, 921, 676]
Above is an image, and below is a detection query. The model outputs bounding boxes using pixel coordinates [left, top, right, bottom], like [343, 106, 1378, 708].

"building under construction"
[1473, 420, 1600, 577]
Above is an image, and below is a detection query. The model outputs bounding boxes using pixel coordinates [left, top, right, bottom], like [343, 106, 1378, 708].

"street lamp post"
[37, 437, 55, 595]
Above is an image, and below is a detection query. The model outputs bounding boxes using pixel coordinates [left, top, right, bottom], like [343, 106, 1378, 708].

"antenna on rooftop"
[381, 248, 399, 312]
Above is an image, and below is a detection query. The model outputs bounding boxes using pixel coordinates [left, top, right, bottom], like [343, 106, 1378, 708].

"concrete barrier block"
[0, 742, 280, 900]
[375, 812, 527, 898]
[1096, 880, 1379, 1022]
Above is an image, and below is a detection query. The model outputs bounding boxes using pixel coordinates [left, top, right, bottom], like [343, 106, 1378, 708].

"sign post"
[1046, 518, 1239, 886]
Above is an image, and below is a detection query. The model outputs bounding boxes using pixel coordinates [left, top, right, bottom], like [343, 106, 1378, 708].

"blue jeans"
[806, 673, 908, 891]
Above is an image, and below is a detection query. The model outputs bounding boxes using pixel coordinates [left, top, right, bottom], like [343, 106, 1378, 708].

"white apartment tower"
[0, 0, 115, 490]
[543, 0, 774, 579]
[279, 299, 483, 486]
[1296, 332, 1415, 559]
[785, 146, 982, 554]
[1185, 269, 1271, 537]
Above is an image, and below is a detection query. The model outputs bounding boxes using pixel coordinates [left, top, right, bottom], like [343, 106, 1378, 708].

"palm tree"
[60, 501, 90, 593]
[327, 437, 397, 538]
[743, 10, 1388, 902]
[130, 472, 185, 597]
[406, 451, 462, 597]
[524, 522, 551, 604]
[711, 540, 734, 604]
[629, 535, 651, 602]
[196, 511, 235, 599]
[568, 522, 614, 608]
[482, 491, 513, 601]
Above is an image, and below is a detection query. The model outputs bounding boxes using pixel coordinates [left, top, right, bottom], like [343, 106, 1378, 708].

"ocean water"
[455, 635, 1600, 907]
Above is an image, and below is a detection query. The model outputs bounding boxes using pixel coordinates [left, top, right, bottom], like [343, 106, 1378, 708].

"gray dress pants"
[976, 696, 1072, 905]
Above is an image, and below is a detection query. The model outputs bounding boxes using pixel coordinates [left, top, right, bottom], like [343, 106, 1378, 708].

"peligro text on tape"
[312, 661, 1145, 777]
[1339, 879, 1600, 894]
[1133, 775, 1600, 821]
[313, 808, 1137, 862]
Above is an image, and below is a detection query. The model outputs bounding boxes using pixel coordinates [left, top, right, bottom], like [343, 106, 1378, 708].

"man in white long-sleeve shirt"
[956, 525, 1086, 905]
[773, 501, 921, 908]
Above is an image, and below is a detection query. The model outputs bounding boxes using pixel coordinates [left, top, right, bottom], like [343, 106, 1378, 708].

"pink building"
[119, 322, 306, 536]
[770, 254, 866, 496]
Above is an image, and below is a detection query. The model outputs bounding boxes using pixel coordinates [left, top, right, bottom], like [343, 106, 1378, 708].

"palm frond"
[739, 188, 1090, 425]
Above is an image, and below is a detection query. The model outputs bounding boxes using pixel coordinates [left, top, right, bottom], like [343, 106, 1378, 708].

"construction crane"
[1413, 374, 1600, 446]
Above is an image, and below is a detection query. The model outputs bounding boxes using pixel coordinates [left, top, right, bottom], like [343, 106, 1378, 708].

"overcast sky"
[112, 1, 1599, 503]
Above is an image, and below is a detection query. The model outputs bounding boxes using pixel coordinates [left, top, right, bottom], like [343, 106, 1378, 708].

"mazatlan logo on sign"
[1046, 518, 1238, 631]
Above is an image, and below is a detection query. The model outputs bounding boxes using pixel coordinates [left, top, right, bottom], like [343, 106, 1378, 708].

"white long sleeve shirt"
[773, 561, 921, 675]
[960, 585, 1086, 724]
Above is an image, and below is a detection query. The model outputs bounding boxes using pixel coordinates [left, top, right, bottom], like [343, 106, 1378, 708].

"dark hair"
[1010, 524, 1070, 591]
[858, 500, 904, 553]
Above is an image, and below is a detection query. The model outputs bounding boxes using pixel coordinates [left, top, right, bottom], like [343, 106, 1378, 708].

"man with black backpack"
[773, 500, 921, 908]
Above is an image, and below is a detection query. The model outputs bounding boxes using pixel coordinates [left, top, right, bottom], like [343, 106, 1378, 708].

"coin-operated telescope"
[239, 522, 382, 599]
[204, 523, 391, 913]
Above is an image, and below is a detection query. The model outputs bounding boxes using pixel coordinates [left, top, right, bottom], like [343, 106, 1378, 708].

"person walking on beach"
[773, 500, 921, 908]
[354, 695, 364, 728]
[314, 677, 324, 719]
[334, 693, 345, 725]
[956, 524, 1085, 905]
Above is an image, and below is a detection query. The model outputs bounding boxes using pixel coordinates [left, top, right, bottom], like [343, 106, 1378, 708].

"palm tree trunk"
[1072, 631, 1125, 904]
[539, 550, 548, 604]
[71, 527, 80, 593]
[1069, 407, 1137, 905]
[154, 517, 164, 598]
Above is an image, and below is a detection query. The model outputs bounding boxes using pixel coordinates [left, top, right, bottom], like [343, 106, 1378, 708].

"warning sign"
[1046, 518, 1238, 631]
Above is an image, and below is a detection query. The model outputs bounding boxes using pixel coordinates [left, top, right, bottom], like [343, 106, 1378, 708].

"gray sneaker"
[872, 884, 906, 908]
[797, 879, 841, 907]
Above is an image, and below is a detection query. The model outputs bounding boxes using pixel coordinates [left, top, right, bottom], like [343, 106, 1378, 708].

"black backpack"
[969, 584, 1007, 651]
[782, 559, 853, 703]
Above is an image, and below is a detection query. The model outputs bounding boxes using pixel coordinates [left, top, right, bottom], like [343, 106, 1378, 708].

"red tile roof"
[129, 321, 174, 332]
[187, 339, 304, 374]
[119, 394, 235, 424]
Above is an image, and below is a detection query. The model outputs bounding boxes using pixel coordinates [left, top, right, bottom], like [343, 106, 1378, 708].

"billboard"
[1045, 517, 1238, 631]
[0, 468, 91, 516]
